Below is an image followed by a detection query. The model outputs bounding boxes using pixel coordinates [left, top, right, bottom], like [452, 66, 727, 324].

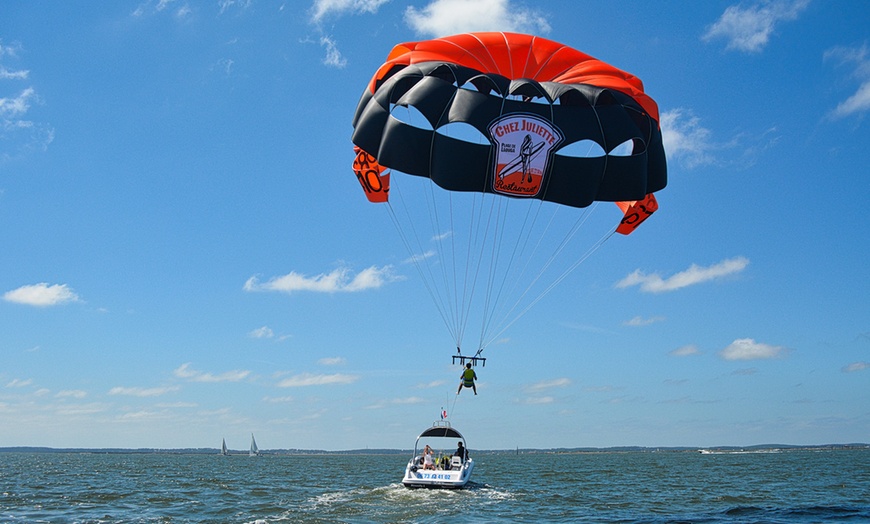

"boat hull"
[402, 459, 474, 489]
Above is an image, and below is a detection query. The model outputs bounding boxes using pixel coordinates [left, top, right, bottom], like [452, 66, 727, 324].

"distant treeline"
[1, 444, 868, 455]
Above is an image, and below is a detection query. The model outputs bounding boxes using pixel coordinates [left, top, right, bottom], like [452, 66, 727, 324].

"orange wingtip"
[615, 193, 658, 235]
[352, 146, 390, 203]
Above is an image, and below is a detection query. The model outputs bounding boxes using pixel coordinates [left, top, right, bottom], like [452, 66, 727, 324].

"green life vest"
[462, 368, 475, 386]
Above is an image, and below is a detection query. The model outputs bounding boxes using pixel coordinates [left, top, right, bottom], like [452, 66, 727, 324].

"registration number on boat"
[417, 473, 453, 480]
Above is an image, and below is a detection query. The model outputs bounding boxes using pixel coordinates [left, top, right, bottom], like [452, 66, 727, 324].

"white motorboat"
[402, 421, 474, 489]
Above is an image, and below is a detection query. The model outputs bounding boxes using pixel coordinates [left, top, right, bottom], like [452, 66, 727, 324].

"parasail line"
[482, 225, 618, 350]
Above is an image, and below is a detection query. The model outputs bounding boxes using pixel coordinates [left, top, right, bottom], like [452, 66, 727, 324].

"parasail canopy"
[352, 32, 665, 212]
[351, 32, 667, 360]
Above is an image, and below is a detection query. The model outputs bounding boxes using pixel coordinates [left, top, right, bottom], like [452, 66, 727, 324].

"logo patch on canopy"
[488, 114, 563, 198]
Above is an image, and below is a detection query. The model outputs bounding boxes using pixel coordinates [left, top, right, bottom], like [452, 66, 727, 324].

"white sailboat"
[249, 433, 259, 456]
[220, 438, 229, 456]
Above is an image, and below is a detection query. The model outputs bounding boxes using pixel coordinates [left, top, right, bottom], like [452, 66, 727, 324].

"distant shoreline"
[2, 443, 868, 455]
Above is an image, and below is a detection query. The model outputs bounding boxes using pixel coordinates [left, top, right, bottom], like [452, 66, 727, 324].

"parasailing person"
[457, 363, 477, 395]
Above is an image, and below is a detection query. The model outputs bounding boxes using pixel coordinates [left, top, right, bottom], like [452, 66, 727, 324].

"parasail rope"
[385, 187, 458, 342]
[481, 225, 618, 349]
[450, 383, 463, 423]
[381, 101, 624, 362]
[477, 198, 589, 352]
[471, 102, 616, 352]
[488, 202, 596, 333]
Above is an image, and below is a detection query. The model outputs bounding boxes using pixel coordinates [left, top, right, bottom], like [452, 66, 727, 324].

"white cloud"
[175, 4, 192, 19]
[825, 44, 870, 118]
[415, 380, 446, 389]
[405, 0, 550, 37]
[5, 378, 32, 388]
[432, 231, 452, 242]
[669, 345, 701, 357]
[702, 0, 810, 53]
[521, 396, 554, 405]
[660, 108, 714, 168]
[719, 338, 784, 360]
[404, 250, 436, 264]
[0, 37, 55, 161]
[133, 0, 195, 18]
[263, 395, 295, 403]
[0, 67, 28, 80]
[307, 0, 390, 68]
[213, 58, 234, 76]
[318, 357, 346, 366]
[390, 396, 427, 405]
[842, 362, 869, 373]
[833, 82, 870, 117]
[244, 265, 398, 294]
[248, 326, 274, 339]
[309, 0, 390, 24]
[0, 41, 22, 58]
[109, 386, 180, 397]
[0, 87, 36, 117]
[218, 0, 251, 15]
[173, 363, 251, 383]
[276, 372, 359, 387]
[583, 385, 620, 393]
[1, 120, 54, 160]
[623, 315, 665, 327]
[55, 390, 87, 399]
[616, 256, 749, 293]
[55, 402, 107, 416]
[662, 108, 780, 169]
[525, 378, 570, 392]
[118, 410, 164, 420]
[3, 282, 80, 307]
[155, 402, 196, 408]
[320, 35, 347, 68]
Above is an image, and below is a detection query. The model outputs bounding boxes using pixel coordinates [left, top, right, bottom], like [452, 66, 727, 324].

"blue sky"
[1, 0, 868, 451]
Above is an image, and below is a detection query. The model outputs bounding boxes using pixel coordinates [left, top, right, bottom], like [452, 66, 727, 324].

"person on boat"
[454, 441, 468, 461]
[423, 445, 435, 470]
[457, 363, 478, 395]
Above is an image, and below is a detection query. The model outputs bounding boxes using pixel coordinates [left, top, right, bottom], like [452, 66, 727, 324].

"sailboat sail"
[250, 433, 259, 456]
[221, 438, 228, 456]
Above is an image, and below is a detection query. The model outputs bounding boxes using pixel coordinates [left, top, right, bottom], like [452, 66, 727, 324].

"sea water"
[1, 449, 869, 523]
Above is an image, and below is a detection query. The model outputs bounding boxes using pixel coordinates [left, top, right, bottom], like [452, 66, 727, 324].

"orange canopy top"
[370, 32, 659, 123]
